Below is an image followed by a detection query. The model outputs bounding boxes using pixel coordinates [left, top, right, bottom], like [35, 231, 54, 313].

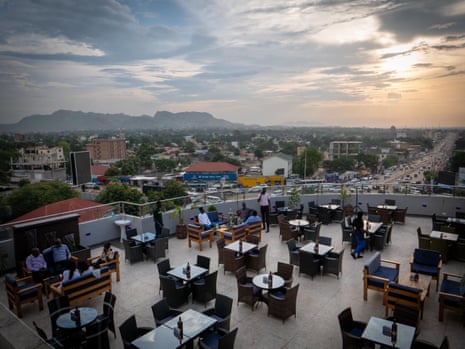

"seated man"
[198, 207, 212, 230]
[25, 247, 49, 283]
[43, 238, 72, 273]
[244, 210, 261, 225]
[237, 202, 251, 222]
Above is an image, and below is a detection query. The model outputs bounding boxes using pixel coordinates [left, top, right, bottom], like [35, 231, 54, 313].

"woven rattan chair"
[245, 244, 267, 274]
[267, 284, 299, 323]
[274, 261, 293, 288]
[234, 266, 259, 311]
[223, 249, 245, 275]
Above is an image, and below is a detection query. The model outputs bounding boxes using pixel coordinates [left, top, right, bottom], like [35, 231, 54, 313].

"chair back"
[151, 298, 171, 326]
[214, 294, 233, 319]
[318, 236, 332, 246]
[32, 321, 48, 341]
[246, 234, 260, 245]
[85, 317, 110, 349]
[126, 228, 138, 239]
[218, 327, 238, 349]
[337, 307, 354, 332]
[277, 261, 293, 281]
[234, 266, 247, 284]
[157, 258, 171, 276]
[223, 249, 245, 274]
[119, 315, 138, 344]
[196, 255, 210, 270]
[287, 239, 298, 252]
[385, 199, 396, 206]
[193, 270, 218, 305]
[102, 291, 116, 337]
[47, 295, 70, 336]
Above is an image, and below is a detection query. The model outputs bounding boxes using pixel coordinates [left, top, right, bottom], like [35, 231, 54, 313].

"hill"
[0, 110, 245, 132]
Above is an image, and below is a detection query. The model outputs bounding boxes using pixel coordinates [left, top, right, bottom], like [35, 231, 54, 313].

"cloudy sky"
[1, 0, 465, 128]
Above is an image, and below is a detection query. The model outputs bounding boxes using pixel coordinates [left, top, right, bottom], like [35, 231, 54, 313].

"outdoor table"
[130, 232, 156, 244]
[164, 309, 217, 338]
[362, 316, 415, 349]
[377, 204, 397, 211]
[430, 230, 459, 242]
[224, 240, 257, 254]
[300, 241, 333, 256]
[132, 325, 192, 349]
[167, 263, 208, 282]
[56, 307, 98, 330]
[252, 274, 285, 290]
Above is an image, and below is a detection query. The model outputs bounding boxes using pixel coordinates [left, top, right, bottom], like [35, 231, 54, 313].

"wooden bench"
[363, 251, 400, 301]
[49, 268, 112, 305]
[187, 224, 213, 251]
[87, 251, 120, 282]
[384, 282, 423, 319]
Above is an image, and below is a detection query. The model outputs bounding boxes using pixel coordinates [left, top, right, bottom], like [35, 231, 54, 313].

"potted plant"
[288, 186, 301, 209]
[170, 205, 187, 239]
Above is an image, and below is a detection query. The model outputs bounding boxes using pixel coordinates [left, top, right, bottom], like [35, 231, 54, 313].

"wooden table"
[399, 272, 432, 319]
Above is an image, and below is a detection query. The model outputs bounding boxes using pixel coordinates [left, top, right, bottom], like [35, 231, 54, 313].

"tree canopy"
[5, 180, 78, 219]
[96, 182, 143, 215]
[293, 147, 322, 178]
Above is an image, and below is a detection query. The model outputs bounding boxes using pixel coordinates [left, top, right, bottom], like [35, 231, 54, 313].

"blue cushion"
[233, 223, 247, 230]
[188, 224, 201, 229]
[367, 266, 399, 289]
[440, 279, 463, 307]
[271, 290, 286, 300]
[19, 282, 39, 299]
[208, 211, 219, 222]
[414, 249, 440, 266]
[389, 282, 420, 294]
[411, 263, 437, 276]
[200, 232, 210, 239]
[350, 327, 363, 337]
[223, 233, 232, 240]
[201, 331, 221, 348]
[365, 252, 381, 275]
[5, 275, 17, 287]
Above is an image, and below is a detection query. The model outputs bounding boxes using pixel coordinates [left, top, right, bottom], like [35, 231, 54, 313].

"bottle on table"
[268, 271, 273, 288]
[177, 316, 183, 338]
[74, 306, 80, 324]
[186, 262, 191, 279]
[239, 239, 243, 253]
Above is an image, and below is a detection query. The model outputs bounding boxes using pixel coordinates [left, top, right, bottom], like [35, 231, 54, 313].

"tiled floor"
[1, 216, 464, 348]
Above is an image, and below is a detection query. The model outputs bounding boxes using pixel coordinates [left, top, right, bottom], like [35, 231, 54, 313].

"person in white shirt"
[197, 207, 212, 229]
[244, 210, 262, 225]
[258, 187, 271, 232]
[61, 260, 80, 282]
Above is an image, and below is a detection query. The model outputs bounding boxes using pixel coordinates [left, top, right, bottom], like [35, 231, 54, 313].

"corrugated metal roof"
[185, 161, 239, 172]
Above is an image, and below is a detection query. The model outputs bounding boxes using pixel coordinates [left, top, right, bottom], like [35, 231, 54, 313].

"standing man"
[258, 187, 270, 232]
[351, 211, 366, 259]
[153, 200, 163, 237]
[43, 238, 71, 273]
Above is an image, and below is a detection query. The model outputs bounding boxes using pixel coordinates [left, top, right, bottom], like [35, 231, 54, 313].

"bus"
[295, 178, 326, 188]
[237, 175, 285, 188]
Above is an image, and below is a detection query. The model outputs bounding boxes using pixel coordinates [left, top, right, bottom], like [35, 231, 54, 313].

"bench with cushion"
[207, 211, 228, 227]
[221, 223, 247, 243]
[4, 274, 43, 318]
[187, 224, 213, 251]
[363, 251, 400, 301]
[410, 248, 442, 292]
[438, 272, 465, 322]
[49, 267, 112, 305]
[384, 282, 423, 319]
[87, 251, 120, 282]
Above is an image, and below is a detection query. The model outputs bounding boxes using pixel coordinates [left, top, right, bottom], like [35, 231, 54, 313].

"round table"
[288, 219, 309, 227]
[56, 307, 98, 329]
[253, 274, 285, 290]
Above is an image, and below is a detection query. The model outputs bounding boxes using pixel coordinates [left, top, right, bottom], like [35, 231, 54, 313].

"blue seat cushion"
[440, 279, 463, 307]
[270, 289, 286, 300]
[413, 249, 440, 266]
[223, 233, 232, 240]
[411, 263, 438, 276]
[19, 282, 39, 299]
[188, 223, 201, 229]
[365, 252, 381, 275]
[350, 327, 363, 337]
[244, 282, 261, 296]
[200, 232, 210, 239]
[5, 274, 17, 287]
[201, 330, 221, 348]
[367, 266, 399, 289]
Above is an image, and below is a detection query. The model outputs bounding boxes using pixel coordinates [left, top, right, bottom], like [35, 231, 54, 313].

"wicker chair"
[159, 275, 190, 308]
[234, 266, 259, 311]
[119, 314, 153, 349]
[246, 244, 267, 274]
[337, 307, 371, 349]
[223, 249, 245, 275]
[392, 207, 408, 224]
[341, 221, 352, 245]
[303, 222, 321, 242]
[202, 293, 233, 331]
[267, 284, 299, 323]
[146, 238, 166, 262]
[322, 248, 345, 279]
[245, 234, 260, 245]
[279, 222, 299, 242]
[385, 199, 396, 206]
[412, 336, 449, 349]
[299, 251, 321, 279]
[151, 298, 182, 327]
[274, 261, 293, 288]
[192, 270, 218, 306]
[286, 239, 301, 266]
[377, 207, 393, 225]
[122, 239, 144, 264]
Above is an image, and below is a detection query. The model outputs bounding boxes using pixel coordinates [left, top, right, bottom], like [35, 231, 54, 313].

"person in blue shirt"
[44, 238, 71, 272]
[244, 210, 261, 225]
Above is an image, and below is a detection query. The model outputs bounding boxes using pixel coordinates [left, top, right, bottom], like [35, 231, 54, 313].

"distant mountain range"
[0, 110, 249, 132]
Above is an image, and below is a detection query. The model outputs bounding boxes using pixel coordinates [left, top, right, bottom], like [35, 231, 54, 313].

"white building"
[262, 153, 293, 177]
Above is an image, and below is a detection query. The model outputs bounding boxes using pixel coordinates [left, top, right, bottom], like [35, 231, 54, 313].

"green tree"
[96, 183, 143, 215]
[161, 180, 188, 204]
[323, 157, 355, 173]
[382, 155, 399, 169]
[5, 181, 78, 219]
[105, 167, 121, 176]
[154, 159, 177, 172]
[356, 153, 379, 173]
[280, 142, 298, 156]
[449, 152, 465, 172]
[293, 147, 322, 178]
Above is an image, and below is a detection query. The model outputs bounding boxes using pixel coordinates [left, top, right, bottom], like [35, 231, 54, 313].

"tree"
[293, 147, 322, 178]
[356, 153, 379, 173]
[382, 155, 399, 169]
[323, 157, 355, 173]
[280, 142, 298, 156]
[154, 159, 177, 172]
[96, 182, 143, 215]
[105, 167, 121, 176]
[5, 181, 78, 219]
[449, 152, 465, 172]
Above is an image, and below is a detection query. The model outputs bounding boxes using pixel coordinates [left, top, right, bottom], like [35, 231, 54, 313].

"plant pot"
[176, 224, 187, 239]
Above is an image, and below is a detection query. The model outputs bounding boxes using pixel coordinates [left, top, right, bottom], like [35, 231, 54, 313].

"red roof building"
[185, 162, 238, 173]
[184, 162, 239, 182]
[8, 198, 112, 224]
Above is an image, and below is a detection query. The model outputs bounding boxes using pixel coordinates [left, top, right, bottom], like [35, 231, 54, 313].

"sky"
[1, 0, 465, 128]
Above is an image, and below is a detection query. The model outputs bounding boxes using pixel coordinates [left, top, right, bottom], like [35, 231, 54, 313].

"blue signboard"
[184, 173, 237, 181]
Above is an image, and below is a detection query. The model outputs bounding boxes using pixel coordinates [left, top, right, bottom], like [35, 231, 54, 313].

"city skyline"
[1, 0, 465, 128]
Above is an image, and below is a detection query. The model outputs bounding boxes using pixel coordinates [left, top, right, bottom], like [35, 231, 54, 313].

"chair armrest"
[18, 282, 42, 294]
[202, 307, 215, 316]
[16, 275, 35, 284]
[443, 272, 463, 280]
[381, 259, 400, 270]
[365, 274, 391, 285]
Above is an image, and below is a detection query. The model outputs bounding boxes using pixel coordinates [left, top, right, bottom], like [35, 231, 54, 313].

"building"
[183, 161, 239, 184]
[10, 146, 66, 182]
[262, 153, 293, 177]
[85, 138, 127, 163]
[329, 141, 362, 161]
